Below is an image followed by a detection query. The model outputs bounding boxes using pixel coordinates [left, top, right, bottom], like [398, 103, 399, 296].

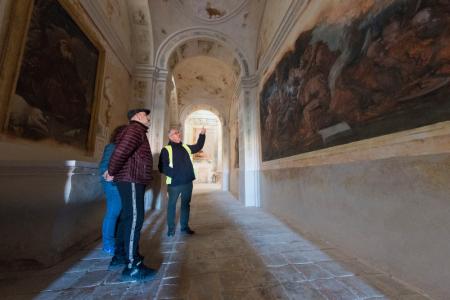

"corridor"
[1, 186, 427, 300]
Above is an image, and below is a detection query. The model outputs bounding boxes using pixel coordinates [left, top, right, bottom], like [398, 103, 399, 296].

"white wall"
[261, 150, 450, 299]
[256, 0, 450, 298]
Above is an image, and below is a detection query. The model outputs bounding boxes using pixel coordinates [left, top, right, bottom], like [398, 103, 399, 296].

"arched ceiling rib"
[173, 56, 236, 104]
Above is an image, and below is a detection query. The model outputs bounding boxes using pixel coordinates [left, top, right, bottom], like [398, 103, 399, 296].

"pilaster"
[239, 74, 261, 207]
[133, 64, 169, 210]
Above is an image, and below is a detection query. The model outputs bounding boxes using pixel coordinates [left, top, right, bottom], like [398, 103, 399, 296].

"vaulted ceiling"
[146, 0, 267, 124]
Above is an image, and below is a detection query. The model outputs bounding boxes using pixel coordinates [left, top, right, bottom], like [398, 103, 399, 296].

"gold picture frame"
[0, 0, 105, 155]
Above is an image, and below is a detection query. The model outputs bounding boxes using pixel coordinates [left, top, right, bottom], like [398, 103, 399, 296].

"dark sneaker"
[181, 228, 195, 235]
[137, 253, 145, 262]
[121, 262, 157, 282]
[167, 229, 175, 237]
[108, 255, 126, 270]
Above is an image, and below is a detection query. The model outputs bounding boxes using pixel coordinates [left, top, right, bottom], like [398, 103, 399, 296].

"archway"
[183, 110, 222, 189]
[154, 30, 248, 194]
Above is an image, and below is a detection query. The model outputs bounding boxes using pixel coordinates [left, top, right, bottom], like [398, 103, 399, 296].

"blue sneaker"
[103, 246, 115, 256]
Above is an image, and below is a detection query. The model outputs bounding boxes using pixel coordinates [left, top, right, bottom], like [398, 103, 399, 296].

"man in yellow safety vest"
[158, 127, 206, 237]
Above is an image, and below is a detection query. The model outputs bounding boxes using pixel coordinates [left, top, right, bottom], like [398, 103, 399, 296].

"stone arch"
[179, 103, 225, 128]
[155, 27, 251, 76]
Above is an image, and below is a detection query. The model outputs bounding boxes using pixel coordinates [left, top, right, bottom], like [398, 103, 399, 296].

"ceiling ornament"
[175, 0, 248, 24]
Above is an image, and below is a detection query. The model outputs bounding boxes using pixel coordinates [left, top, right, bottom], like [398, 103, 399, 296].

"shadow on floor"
[0, 186, 430, 299]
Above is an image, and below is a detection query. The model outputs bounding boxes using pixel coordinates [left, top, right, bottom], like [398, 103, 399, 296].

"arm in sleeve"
[98, 144, 113, 176]
[158, 148, 174, 177]
[188, 133, 205, 154]
[108, 127, 141, 176]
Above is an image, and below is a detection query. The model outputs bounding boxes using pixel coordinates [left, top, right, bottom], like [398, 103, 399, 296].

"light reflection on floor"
[0, 186, 429, 299]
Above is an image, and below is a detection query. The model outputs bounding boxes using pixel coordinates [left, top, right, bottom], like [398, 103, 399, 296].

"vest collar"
[168, 140, 182, 147]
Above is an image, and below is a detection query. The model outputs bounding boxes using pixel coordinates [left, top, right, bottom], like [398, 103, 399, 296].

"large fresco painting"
[6, 0, 101, 150]
[260, 0, 450, 161]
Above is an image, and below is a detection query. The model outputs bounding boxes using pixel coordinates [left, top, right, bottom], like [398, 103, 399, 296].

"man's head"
[128, 108, 150, 126]
[168, 128, 182, 143]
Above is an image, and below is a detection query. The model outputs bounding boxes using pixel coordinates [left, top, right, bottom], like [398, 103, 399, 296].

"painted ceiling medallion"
[177, 0, 248, 23]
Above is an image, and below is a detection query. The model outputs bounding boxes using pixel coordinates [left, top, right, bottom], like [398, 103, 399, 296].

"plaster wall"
[0, 161, 103, 268]
[127, 0, 153, 65]
[94, 0, 132, 56]
[256, 0, 292, 66]
[260, 152, 450, 299]
[258, 0, 450, 298]
[229, 168, 239, 199]
[0, 0, 134, 268]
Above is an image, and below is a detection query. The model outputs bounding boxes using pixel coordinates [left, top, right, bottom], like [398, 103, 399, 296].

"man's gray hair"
[168, 128, 179, 135]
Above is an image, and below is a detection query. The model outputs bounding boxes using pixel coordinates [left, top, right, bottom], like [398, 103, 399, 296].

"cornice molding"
[241, 74, 260, 89]
[0, 160, 98, 176]
[133, 64, 168, 81]
[79, 0, 134, 73]
[233, 81, 242, 99]
[257, 0, 311, 79]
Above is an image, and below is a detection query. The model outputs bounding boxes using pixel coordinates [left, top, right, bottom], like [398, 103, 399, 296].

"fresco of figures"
[260, 0, 450, 161]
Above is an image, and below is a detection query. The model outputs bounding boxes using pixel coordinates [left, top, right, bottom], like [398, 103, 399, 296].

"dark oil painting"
[260, 0, 450, 161]
[7, 0, 99, 150]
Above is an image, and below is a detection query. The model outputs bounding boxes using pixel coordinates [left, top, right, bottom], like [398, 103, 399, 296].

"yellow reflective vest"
[164, 144, 193, 184]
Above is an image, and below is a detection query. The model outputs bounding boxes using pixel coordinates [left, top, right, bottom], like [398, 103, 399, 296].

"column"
[221, 123, 230, 191]
[239, 75, 261, 207]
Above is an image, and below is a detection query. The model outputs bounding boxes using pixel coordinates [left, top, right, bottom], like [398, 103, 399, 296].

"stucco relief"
[136, 52, 150, 64]
[97, 0, 132, 54]
[132, 9, 147, 25]
[105, 0, 120, 19]
[133, 80, 147, 99]
[137, 30, 150, 45]
[176, 0, 247, 22]
[103, 76, 114, 128]
[260, 0, 450, 161]
[257, 0, 293, 65]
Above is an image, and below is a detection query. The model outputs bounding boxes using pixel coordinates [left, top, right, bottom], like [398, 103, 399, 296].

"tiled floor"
[1, 185, 430, 299]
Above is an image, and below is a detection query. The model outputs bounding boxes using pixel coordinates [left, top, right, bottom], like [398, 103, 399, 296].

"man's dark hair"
[110, 125, 127, 144]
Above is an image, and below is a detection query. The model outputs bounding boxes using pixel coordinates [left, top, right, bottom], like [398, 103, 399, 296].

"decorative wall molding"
[0, 160, 98, 176]
[134, 64, 168, 81]
[79, 0, 134, 73]
[241, 74, 260, 89]
[155, 27, 251, 76]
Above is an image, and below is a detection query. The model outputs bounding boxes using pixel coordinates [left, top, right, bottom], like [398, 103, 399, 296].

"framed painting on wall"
[0, 0, 105, 153]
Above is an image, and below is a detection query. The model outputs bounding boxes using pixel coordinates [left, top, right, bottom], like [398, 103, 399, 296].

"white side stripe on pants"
[128, 183, 137, 268]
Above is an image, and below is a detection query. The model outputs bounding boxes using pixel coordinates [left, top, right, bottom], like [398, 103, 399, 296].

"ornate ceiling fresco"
[167, 38, 241, 123]
[173, 56, 236, 105]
